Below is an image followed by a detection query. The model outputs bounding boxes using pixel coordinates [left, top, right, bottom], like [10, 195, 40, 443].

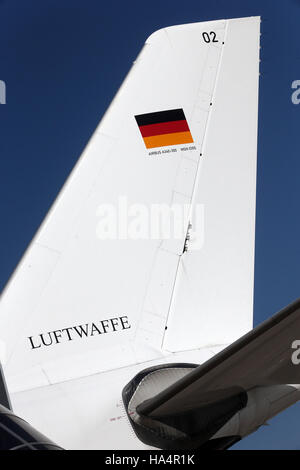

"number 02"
[202, 31, 218, 43]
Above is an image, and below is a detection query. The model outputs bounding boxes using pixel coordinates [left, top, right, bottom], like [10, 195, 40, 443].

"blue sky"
[0, 0, 299, 449]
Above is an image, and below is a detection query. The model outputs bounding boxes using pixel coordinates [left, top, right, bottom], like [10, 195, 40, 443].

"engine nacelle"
[123, 364, 300, 450]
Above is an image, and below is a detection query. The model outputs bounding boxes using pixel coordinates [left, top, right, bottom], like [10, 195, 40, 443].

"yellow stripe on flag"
[143, 131, 193, 149]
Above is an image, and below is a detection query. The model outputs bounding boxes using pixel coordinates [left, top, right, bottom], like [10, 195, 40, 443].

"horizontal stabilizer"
[138, 298, 300, 419]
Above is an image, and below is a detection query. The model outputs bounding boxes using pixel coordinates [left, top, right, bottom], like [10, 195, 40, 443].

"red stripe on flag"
[139, 120, 190, 138]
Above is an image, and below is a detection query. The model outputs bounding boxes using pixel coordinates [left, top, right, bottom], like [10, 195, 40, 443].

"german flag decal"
[135, 109, 193, 149]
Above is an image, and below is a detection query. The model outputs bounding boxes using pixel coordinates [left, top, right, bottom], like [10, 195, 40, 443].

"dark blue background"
[0, 0, 299, 449]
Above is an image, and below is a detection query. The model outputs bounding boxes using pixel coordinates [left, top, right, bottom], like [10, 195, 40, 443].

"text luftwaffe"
[28, 315, 131, 349]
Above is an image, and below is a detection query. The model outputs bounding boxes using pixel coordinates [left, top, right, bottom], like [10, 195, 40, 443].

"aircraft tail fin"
[0, 16, 260, 393]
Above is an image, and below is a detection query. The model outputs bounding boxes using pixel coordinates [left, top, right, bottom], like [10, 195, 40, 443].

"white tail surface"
[0, 17, 260, 393]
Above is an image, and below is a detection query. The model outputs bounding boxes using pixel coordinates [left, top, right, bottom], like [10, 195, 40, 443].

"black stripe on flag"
[135, 109, 186, 127]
